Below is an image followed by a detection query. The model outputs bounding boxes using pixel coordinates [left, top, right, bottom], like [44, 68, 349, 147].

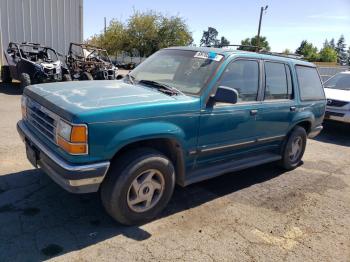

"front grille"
[326, 99, 348, 107]
[26, 98, 59, 144]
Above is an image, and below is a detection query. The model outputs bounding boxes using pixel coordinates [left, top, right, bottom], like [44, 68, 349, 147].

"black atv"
[66, 43, 118, 81]
[1, 42, 71, 88]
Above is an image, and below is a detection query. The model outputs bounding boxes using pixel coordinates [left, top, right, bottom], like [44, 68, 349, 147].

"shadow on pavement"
[0, 162, 285, 260]
[313, 121, 350, 147]
[0, 82, 23, 95]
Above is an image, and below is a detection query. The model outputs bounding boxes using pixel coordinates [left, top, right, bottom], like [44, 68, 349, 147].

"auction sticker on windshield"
[194, 51, 223, 61]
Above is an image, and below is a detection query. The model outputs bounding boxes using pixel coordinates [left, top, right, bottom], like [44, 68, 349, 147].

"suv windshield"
[324, 73, 350, 90]
[129, 49, 223, 95]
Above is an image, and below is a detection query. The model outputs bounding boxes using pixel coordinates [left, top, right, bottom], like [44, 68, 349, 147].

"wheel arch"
[110, 137, 187, 186]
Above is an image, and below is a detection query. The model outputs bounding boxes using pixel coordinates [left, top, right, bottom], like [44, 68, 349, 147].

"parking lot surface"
[0, 83, 349, 261]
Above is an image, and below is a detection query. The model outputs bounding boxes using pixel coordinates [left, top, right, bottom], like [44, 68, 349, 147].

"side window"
[264, 62, 292, 100]
[296, 66, 324, 101]
[218, 60, 259, 102]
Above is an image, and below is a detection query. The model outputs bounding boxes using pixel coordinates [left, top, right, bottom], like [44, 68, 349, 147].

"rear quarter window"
[296, 66, 325, 101]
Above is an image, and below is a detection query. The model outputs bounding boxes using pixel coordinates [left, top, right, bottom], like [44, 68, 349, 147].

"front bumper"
[17, 120, 110, 193]
[324, 109, 350, 123]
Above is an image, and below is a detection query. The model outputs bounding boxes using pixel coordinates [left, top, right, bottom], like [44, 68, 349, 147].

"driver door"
[195, 58, 262, 168]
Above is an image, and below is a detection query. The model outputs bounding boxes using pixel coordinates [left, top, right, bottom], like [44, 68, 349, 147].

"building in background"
[0, 0, 83, 66]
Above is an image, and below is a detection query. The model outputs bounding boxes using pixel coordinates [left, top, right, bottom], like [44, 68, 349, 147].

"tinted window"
[296, 66, 324, 100]
[324, 73, 350, 90]
[218, 60, 259, 102]
[264, 62, 292, 100]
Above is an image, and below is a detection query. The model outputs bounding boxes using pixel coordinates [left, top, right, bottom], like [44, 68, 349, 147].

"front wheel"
[80, 72, 93, 81]
[279, 126, 307, 170]
[100, 148, 175, 225]
[20, 73, 31, 88]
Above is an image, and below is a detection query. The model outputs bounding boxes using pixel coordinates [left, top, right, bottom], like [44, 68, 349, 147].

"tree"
[347, 46, 350, 66]
[86, 10, 193, 57]
[319, 46, 337, 62]
[295, 40, 319, 61]
[157, 16, 193, 49]
[220, 36, 230, 47]
[282, 48, 291, 54]
[329, 38, 336, 49]
[200, 27, 219, 46]
[335, 35, 347, 65]
[238, 36, 270, 51]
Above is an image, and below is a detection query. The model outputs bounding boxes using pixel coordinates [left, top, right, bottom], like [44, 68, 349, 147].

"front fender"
[105, 121, 186, 158]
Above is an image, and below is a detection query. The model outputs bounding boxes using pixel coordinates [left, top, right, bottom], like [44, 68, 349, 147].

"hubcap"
[127, 169, 165, 213]
[289, 136, 302, 162]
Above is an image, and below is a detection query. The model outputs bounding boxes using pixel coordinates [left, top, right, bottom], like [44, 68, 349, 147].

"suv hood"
[24, 80, 197, 122]
[324, 87, 350, 102]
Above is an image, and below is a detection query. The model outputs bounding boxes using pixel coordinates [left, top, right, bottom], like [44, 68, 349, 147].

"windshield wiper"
[125, 74, 135, 85]
[138, 80, 182, 96]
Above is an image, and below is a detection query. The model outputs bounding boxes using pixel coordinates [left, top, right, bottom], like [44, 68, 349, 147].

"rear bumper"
[17, 120, 110, 193]
[308, 125, 323, 138]
[324, 109, 350, 123]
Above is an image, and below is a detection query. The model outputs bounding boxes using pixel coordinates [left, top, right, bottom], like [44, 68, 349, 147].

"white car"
[323, 71, 350, 123]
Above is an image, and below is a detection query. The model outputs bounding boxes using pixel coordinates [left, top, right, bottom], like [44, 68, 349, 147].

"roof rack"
[259, 50, 305, 61]
[206, 44, 261, 50]
[206, 44, 305, 61]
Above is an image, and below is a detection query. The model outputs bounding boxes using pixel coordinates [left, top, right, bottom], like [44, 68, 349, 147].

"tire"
[279, 126, 307, 170]
[80, 72, 93, 81]
[101, 148, 175, 225]
[62, 74, 72, 81]
[20, 73, 31, 88]
[1, 66, 12, 83]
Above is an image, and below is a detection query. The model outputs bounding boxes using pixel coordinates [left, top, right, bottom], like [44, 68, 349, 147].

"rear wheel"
[62, 74, 72, 81]
[20, 73, 31, 88]
[100, 148, 175, 225]
[280, 126, 307, 170]
[80, 72, 93, 81]
[1, 66, 12, 83]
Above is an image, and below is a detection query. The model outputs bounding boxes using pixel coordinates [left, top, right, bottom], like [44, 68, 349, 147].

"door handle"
[290, 106, 297, 112]
[250, 109, 258, 116]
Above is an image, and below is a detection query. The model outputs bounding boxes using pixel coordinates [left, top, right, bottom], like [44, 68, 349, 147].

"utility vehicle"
[18, 46, 326, 225]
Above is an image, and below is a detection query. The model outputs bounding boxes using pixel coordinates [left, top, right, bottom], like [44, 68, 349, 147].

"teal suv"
[17, 47, 326, 225]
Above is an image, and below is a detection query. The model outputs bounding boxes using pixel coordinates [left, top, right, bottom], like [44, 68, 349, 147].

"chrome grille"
[26, 98, 59, 144]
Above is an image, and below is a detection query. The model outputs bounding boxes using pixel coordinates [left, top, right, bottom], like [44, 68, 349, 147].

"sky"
[84, 0, 350, 52]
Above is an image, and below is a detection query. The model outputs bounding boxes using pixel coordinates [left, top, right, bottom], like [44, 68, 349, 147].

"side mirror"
[212, 86, 238, 104]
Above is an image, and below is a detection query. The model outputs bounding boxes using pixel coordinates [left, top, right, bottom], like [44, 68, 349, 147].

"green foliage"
[200, 27, 219, 46]
[319, 46, 337, 62]
[282, 48, 291, 54]
[335, 35, 347, 64]
[295, 40, 319, 61]
[86, 11, 193, 57]
[238, 36, 271, 51]
[220, 36, 230, 47]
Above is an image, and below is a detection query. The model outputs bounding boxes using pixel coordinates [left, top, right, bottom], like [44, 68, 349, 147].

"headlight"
[21, 96, 27, 119]
[56, 119, 88, 155]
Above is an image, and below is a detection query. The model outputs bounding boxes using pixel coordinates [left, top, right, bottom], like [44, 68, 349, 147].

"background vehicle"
[1, 42, 70, 88]
[323, 71, 350, 123]
[17, 46, 326, 225]
[66, 43, 118, 80]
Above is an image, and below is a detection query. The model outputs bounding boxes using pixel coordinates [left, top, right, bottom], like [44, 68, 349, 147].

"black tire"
[20, 73, 31, 88]
[101, 148, 175, 225]
[1, 66, 12, 83]
[80, 72, 93, 81]
[62, 74, 72, 81]
[279, 126, 307, 170]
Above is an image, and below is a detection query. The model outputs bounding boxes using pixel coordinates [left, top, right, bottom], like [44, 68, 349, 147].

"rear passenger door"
[255, 61, 296, 143]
